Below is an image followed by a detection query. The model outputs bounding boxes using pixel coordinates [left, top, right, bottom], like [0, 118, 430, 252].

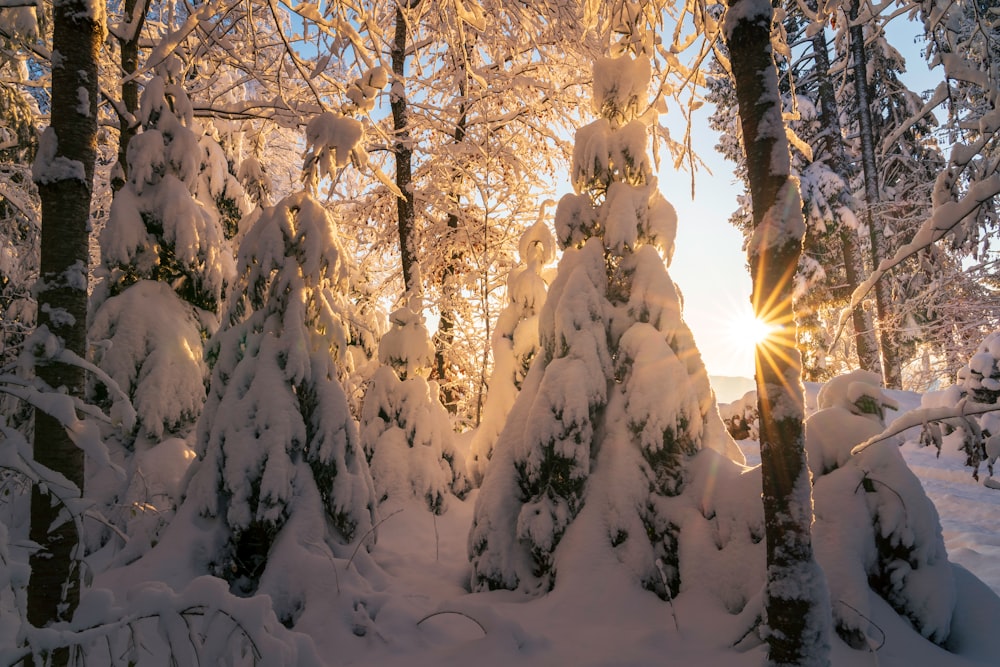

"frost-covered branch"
[850, 398, 1000, 455]
[834, 171, 1000, 346]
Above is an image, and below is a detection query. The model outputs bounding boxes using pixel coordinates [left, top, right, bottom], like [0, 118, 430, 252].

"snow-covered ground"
[311, 385, 1000, 667]
[11, 384, 997, 666]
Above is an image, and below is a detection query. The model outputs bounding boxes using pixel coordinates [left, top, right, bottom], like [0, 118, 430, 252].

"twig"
[347, 508, 403, 570]
[416, 610, 487, 636]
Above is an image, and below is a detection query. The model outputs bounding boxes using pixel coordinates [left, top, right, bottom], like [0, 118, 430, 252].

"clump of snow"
[378, 302, 435, 381]
[90, 280, 209, 442]
[806, 370, 899, 477]
[592, 55, 651, 126]
[302, 112, 364, 191]
[31, 127, 85, 184]
[345, 67, 389, 113]
[957, 331, 1000, 405]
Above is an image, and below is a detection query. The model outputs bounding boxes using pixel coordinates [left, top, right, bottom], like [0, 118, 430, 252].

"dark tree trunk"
[112, 0, 148, 192]
[810, 26, 881, 374]
[27, 0, 101, 662]
[724, 1, 831, 665]
[848, 0, 902, 388]
[434, 71, 469, 415]
[391, 1, 420, 294]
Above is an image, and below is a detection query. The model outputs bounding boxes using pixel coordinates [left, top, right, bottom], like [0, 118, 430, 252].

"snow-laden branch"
[833, 170, 1000, 347]
[850, 397, 1000, 455]
[877, 81, 949, 159]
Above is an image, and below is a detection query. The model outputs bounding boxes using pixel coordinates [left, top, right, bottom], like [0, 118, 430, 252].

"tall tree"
[26, 0, 101, 658]
[806, 15, 881, 375]
[471, 4, 742, 597]
[846, 0, 901, 388]
[391, 0, 421, 294]
[722, 0, 831, 664]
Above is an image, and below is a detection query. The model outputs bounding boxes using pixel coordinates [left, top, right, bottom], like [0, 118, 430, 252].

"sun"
[727, 305, 777, 350]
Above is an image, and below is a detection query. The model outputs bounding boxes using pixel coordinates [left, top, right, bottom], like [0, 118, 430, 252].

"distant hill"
[709, 375, 756, 404]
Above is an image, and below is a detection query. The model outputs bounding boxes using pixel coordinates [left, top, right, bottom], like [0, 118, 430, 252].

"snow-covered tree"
[808, 371, 955, 647]
[467, 215, 555, 485]
[470, 15, 742, 597]
[90, 58, 235, 444]
[186, 189, 376, 597]
[915, 330, 1000, 484]
[26, 0, 102, 649]
[918, 0, 999, 250]
[722, 0, 832, 662]
[360, 301, 468, 513]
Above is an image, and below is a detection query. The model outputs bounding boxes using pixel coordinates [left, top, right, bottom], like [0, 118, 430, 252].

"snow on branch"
[833, 171, 1000, 348]
[850, 397, 1000, 456]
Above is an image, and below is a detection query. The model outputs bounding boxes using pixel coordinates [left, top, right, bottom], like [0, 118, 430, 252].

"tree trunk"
[433, 63, 470, 415]
[391, 1, 420, 294]
[809, 26, 881, 374]
[28, 0, 101, 662]
[848, 0, 902, 388]
[112, 0, 148, 192]
[723, 1, 832, 665]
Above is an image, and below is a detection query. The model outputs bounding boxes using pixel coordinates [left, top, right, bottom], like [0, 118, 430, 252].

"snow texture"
[90, 280, 209, 441]
[185, 191, 376, 597]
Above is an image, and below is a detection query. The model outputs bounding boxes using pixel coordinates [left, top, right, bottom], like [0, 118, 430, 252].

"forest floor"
[323, 385, 1000, 667]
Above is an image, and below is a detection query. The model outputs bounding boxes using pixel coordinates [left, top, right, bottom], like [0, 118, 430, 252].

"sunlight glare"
[728, 305, 777, 351]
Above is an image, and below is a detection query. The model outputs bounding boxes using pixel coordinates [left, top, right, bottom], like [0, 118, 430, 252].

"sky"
[658, 113, 753, 379]
[660, 17, 940, 380]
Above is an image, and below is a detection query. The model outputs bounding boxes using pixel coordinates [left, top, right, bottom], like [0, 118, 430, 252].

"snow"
[31, 127, 86, 184]
[67, 415, 999, 666]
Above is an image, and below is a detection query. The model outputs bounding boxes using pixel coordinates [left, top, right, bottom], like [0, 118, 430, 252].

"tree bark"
[433, 57, 470, 414]
[809, 27, 881, 374]
[724, 1, 831, 664]
[28, 0, 101, 662]
[391, 1, 420, 294]
[112, 0, 149, 192]
[848, 0, 902, 388]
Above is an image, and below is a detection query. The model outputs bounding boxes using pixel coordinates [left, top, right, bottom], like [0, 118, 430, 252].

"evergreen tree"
[470, 15, 741, 597]
[360, 300, 469, 513]
[467, 215, 555, 486]
[808, 371, 955, 647]
[91, 55, 236, 443]
[186, 186, 376, 598]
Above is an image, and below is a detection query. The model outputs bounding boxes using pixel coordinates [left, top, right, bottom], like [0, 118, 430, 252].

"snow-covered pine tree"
[467, 215, 555, 486]
[360, 299, 469, 513]
[807, 371, 956, 647]
[187, 188, 375, 597]
[916, 330, 1000, 483]
[470, 17, 742, 597]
